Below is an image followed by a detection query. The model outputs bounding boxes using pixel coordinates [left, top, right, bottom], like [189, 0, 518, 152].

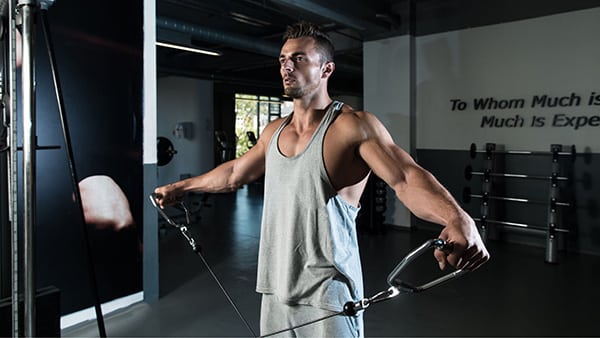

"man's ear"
[322, 61, 335, 78]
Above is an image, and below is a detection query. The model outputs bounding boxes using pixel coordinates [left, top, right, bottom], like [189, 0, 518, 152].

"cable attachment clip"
[149, 193, 199, 252]
[343, 286, 400, 316]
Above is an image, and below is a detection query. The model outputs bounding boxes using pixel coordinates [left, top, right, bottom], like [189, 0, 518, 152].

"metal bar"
[501, 150, 572, 156]
[408, 0, 417, 228]
[469, 193, 571, 207]
[470, 143, 576, 157]
[470, 171, 569, 181]
[0, 51, 7, 296]
[16, 144, 60, 150]
[20, 0, 37, 336]
[547, 147, 560, 264]
[464, 165, 570, 182]
[40, 9, 107, 337]
[473, 218, 568, 233]
[7, 0, 20, 334]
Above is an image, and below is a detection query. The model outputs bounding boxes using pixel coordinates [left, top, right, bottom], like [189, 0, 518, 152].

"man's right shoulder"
[264, 116, 287, 133]
[257, 117, 287, 144]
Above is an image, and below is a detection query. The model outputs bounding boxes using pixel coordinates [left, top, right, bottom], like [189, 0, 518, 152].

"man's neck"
[291, 94, 332, 125]
[294, 95, 332, 116]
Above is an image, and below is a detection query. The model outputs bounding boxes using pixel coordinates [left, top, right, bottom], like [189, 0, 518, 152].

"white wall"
[157, 76, 214, 186]
[416, 7, 600, 152]
[333, 94, 363, 110]
[363, 8, 600, 228]
[364, 36, 412, 228]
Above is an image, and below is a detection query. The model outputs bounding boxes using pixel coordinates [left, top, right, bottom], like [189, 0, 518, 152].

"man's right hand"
[153, 183, 183, 208]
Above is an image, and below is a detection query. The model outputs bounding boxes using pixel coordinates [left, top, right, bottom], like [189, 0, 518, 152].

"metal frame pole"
[7, 0, 20, 335]
[19, 0, 37, 336]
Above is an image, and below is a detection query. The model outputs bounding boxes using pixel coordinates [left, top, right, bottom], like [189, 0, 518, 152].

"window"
[234, 94, 292, 157]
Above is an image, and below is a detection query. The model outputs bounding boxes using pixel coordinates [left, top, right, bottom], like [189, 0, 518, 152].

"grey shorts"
[260, 294, 363, 338]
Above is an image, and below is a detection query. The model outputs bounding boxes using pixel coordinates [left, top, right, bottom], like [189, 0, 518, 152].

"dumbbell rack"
[464, 143, 574, 263]
[358, 174, 387, 234]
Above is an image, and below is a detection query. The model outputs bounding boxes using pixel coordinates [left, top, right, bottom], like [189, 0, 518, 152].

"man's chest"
[277, 124, 319, 158]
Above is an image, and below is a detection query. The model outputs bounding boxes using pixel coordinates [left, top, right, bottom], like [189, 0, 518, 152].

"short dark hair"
[282, 21, 335, 63]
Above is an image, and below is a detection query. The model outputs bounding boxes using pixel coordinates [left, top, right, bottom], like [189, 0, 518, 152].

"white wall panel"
[416, 7, 600, 152]
[364, 36, 412, 227]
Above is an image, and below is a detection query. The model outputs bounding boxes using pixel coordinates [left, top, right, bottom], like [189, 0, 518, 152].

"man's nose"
[282, 59, 294, 73]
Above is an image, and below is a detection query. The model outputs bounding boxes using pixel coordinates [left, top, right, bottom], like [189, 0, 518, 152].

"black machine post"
[546, 144, 561, 264]
[39, 4, 107, 336]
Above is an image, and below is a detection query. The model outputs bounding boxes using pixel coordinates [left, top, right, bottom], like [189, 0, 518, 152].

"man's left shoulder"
[336, 105, 373, 125]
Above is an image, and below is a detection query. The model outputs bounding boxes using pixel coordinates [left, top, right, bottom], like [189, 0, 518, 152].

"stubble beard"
[284, 86, 304, 99]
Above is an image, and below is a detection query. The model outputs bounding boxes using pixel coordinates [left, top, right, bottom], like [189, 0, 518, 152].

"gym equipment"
[464, 143, 573, 263]
[41, 8, 106, 336]
[149, 193, 467, 338]
[157, 136, 178, 166]
[2, 3, 107, 336]
[4, 1, 19, 335]
[469, 142, 576, 162]
[215, 130, 236, 163]
[344, 239, 464, 316]
[464, 165, 569, 183]
[246, 131, 257, 146]
[358, 174, 387, 234]
[462, 187, 571, 208]
[471, 218, 569, 234]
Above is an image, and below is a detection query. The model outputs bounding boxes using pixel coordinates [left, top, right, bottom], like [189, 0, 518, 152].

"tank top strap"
[268, 101, 344, 158]
[312, 100, 344, 142]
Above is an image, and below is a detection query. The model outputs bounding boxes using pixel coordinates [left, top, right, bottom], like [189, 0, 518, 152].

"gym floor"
[63, 184, 600, 337]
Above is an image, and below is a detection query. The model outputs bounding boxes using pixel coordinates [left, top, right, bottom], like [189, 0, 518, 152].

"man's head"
[280, 22, 335, 99]
[282, 21, 334, 64]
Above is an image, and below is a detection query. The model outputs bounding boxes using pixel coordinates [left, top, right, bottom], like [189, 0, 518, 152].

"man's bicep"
[232, 142, 266, 183]
[232, 119, 280, 181]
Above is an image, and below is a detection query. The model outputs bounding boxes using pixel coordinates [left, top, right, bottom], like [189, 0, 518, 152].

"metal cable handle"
[387, 238, 467, 292]
[343, 238, 467, 316]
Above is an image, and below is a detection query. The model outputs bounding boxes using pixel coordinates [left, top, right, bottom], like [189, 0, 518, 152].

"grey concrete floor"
[63, 184, 600, 337]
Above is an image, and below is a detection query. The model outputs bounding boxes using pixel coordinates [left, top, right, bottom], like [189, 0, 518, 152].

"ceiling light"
[156, 41, 222, 57]
[229, 12, 271, 27]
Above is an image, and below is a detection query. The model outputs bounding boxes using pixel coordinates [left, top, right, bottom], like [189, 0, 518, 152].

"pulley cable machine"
[1, 1, 107, 336]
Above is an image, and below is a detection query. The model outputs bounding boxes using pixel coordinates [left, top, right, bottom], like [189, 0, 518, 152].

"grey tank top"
[256, 101, 364, 312]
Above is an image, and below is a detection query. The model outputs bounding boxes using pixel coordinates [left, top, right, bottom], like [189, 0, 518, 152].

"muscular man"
[154, 21, 489, 338]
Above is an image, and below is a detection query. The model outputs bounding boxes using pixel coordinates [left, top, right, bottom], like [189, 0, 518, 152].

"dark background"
[0, 0, 143, 315]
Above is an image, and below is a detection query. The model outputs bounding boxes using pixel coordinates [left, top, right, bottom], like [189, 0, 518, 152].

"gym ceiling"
[156, 0, 600, 96]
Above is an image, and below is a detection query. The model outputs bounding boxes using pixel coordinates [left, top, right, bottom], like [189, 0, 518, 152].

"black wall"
[0, 0, 143, 315]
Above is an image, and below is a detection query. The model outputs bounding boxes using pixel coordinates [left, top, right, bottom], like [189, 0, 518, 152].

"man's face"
[279, 37, 327, 99]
